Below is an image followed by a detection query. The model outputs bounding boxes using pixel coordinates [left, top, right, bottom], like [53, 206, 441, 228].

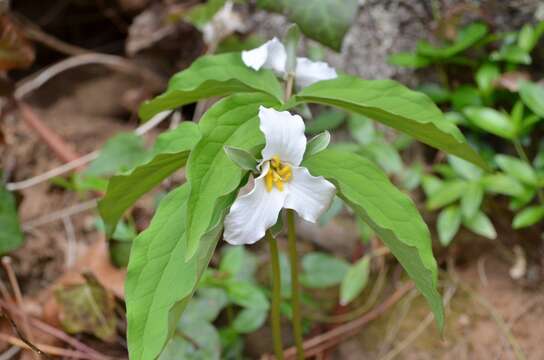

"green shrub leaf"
[520, 81, 544, 118]
[464, 107, 515, 139]
[512, 205, 544, 229]
[416, 23, 488, 59]
[340, 255, 371, 305]
[99, 123, 200, 236]
[495, 154, 538, 186]
[437, 206, 461, 246]
[304, 149, 444, 329]
[463, 211, 496, 239]
[139, 53, 283, 121]
[295, 75, 487, 169]
[300, 252, 350, 288]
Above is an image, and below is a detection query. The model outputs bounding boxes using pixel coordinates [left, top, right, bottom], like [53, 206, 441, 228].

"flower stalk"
[267, 230, 285, 360]
[286, 209, 305, 359]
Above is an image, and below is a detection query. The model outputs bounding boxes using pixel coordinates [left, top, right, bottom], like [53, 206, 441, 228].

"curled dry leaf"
[54, 273, 118, 343]
[493, 71, 530, 92]
[0, 15, 35, 70]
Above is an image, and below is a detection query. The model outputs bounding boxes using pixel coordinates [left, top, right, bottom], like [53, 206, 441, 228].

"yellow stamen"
[265, 171, 274, 192]
[264, 155, 293, 192]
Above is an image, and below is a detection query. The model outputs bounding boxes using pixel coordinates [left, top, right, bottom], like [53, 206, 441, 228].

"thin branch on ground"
[281, 282, 415, 359]
[0, 308, 51, 360]
[0, 333, 97, 360]
[0, 346, 20, 360]
[22, 199, 98, 231]
[7, 110, 171, 192]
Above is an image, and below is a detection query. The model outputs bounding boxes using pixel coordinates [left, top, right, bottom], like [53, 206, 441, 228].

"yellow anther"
[283, 171, 292, 182]
[271, 155, 281, 169]
[265, 171, 274, 192]
[275, 179, 284, 191]
[278, 165, 291, 177]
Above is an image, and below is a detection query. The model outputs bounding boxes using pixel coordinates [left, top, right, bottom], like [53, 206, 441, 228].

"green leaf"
[256, 0, 358, 51]
[448, 155, 483, 180]
[183, 288, 228, 323]
[464, 107, 515, 139]
[305, 109, 346, 134]
[55, 275, 117, 342]
[451, 85, 482, 111]
[295, 75, 487, 169]
[185, 93, 279, 259]
[417, 83, 451, 104]
[518, 24, 536, 52]
[495, 154, 537, 186]
[232, 307, 268, 333]
[224, 146, 258, 172]
[426, 180, 468, 210]
[126, 184, 232, 360]
[85, 133, 149, 177]
[219, 246, 258, 282]
[303, 149, 444, 329]
[160, 318, 221, 360]
[463, 211, 496, 239]
[519, 81, 544, 118]
[184, 0, 226, 27]
[300, 252, 350, 288]
[99, 123, 200, 236]
[512, 205, 544, 229]
[480, 174, 525, 197]
[364, 139, 403, 175]
[491, 45, 531, 65]
[348, 114, 375, 145]
[340, 255, 370, 305]
[305, 131, 331, 158]
[437, 206, 461, 246]
[475, 63, 500, 97]
[226, 281, 269, 310]
[388, 52, 431, 69]
[139, 53, 283, 121]
[416, 23, 488, 59]
[461, 182, 484, 218]
[0, 183, 23, 254]
[284, 24, 301, 74]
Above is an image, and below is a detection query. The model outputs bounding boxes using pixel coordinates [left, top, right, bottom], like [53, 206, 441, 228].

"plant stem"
[285, 73, 294, 101]
[513, 138, 544, 204]
[266, 230, 284, 360]
[286, 209, 305, 359]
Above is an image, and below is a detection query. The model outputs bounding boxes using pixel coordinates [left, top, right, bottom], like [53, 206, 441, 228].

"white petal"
[284, 166, 336, 223]
[241, 37, 286, 76]
[224, 175, 287, 245]
[259, 106, 307, 166]
[294, 57, 337, 89]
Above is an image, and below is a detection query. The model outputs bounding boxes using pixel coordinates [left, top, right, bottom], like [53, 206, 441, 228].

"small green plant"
[390, 20, 544, 245]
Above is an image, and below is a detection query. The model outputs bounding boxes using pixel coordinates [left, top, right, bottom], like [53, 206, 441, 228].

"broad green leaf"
[416, 23, 488, 59]
[226, 281, 269, 310]
[519, 82, 544, 118]
[85, 133, 149, 177]
[183, 288, 228, 323]
[388, 52, 431, 69]
[139, 53, 283, 121]
[99, 123, 200, 236]
[463, 211, 496, 239]
[303, 149, 444, 329]
[305, 109, 346, 134]
[495, 155, 537, 186]
[437, 206, 461, 246]
[461, 182, 484, 218]
[480, 174, 525, 196]
[348, 114, 375, 145]
[300, 252, 350, 288]
[426, 180, 468, 210]
[464, 107, 515, 139]
[126, 184, 232, 360]
[0, 183, 23, 254]
[491, 45, 531, 64]
[295, 75, 487, 169]
[256, 0, 358, 51]
[512, 205, 544, 229]
[184, 93, 278, 259]
[340, 255, 370, 305]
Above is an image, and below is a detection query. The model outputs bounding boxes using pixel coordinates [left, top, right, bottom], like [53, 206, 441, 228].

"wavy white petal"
[259, 106, 307, 166]
[295, 57, 337, 89]
[223, 175, 287, 245]
[241, 37, 286, 76]
[284, 166, 336, 222]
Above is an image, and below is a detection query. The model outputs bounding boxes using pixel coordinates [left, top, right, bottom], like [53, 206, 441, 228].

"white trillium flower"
[224, 106, 336, 245]
[241, 37, 338, 89]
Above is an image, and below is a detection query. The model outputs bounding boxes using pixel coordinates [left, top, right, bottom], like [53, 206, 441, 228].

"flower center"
[264, 155, 292, 192]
